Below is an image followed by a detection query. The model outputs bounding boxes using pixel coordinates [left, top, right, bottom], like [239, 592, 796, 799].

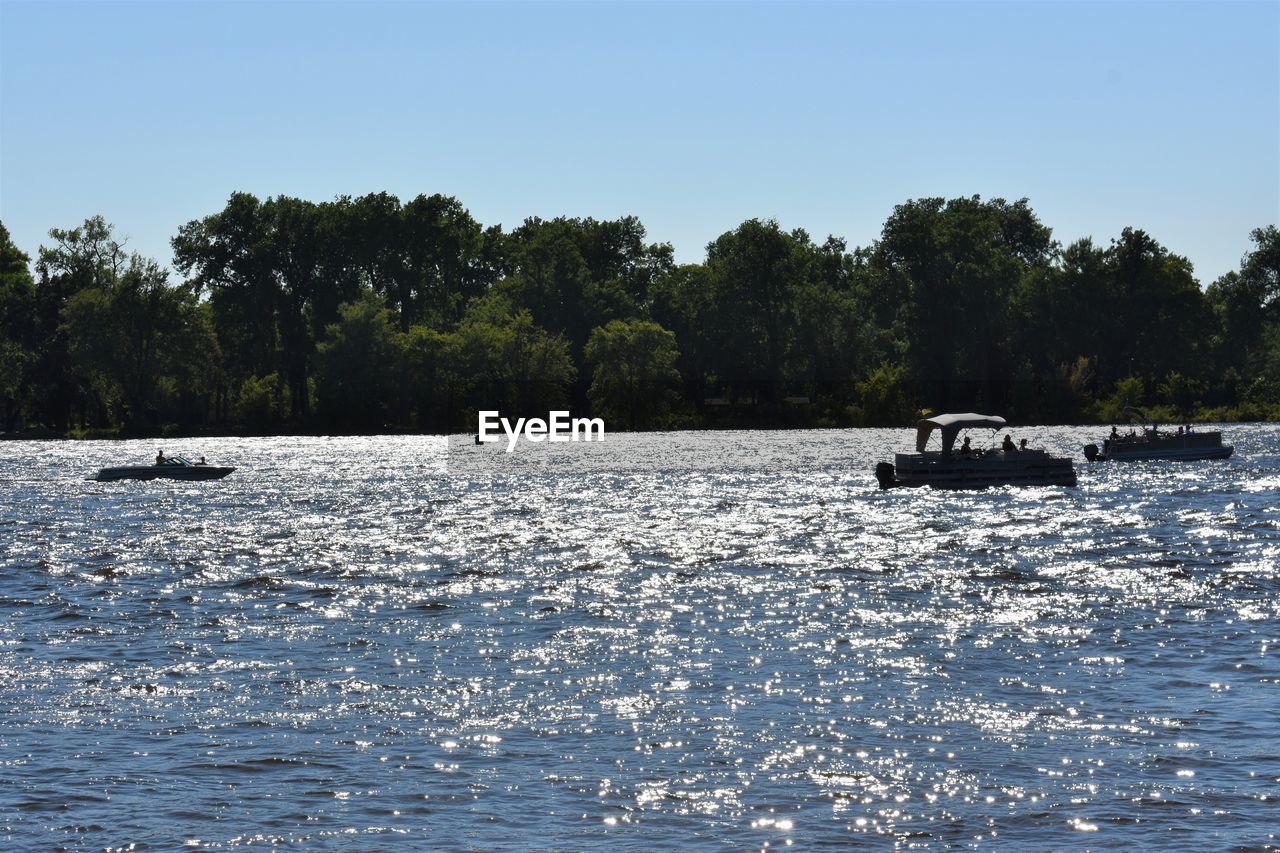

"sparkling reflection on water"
[1, 427, 1278, 848]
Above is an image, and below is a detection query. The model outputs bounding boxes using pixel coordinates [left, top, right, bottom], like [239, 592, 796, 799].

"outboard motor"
[875, 462, 897, 490]
[1083, 443, 1101, 462]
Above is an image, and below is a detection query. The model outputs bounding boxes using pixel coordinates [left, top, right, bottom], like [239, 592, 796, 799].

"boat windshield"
[169, 455, 193, 465]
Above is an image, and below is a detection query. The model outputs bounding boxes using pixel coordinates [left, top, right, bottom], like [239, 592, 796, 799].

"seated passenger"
[155, 449, 165, 465]
[1002, 434, 1016, 452]
[1019, 438, 1028, 451]
[960, 436, 972, 456]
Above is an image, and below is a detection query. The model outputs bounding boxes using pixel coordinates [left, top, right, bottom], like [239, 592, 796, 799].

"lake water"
[2, 426, 1278, 849]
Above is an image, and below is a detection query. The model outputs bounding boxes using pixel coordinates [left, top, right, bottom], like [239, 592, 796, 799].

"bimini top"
[915, 413, 1007, 454]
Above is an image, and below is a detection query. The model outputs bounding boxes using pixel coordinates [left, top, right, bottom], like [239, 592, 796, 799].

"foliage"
[237, 373, 291, 430]
[0, 223, 36, 430]
[850, 363, 916, 427]
[62, 255, 206, 427]
[1096, 377, 1146, 424]
[2, 196, 1278, 436]
[876, 196, 1053, 412]
[702, 219, 807, 406]
[397, 306, 575, 433]
[585, 319, 680, 430]
[1157, 371, 1206, 416]
[314, 294, 404, 430]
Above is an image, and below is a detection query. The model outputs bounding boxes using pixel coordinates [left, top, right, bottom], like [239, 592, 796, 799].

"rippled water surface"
[2, 426, 1279, 849]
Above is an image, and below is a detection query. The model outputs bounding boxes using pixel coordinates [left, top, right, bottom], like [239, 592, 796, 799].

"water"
[1, 426, 1278, 849]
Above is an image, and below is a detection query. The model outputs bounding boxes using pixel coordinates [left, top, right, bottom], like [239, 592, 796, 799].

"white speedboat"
[1084, 408, 1232, 462]
[875, 413, 1077, 489]
[94, 455, 235, 482]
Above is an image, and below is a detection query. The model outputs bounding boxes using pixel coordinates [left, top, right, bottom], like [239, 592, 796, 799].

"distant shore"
[4, 413, 1274, 442]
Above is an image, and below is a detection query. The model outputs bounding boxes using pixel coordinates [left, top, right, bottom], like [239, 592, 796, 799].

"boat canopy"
[915, 413, 1007, 454]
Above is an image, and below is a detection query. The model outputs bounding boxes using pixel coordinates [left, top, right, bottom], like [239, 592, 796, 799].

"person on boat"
[960, 436, 972, 456]
[1110, 426, 1119, 440]
[1177, 426, 1184, 435]
[1019, 438, 1028, 451]
[1002, 434, 1016, 453]
[155, 449, 165, 465]
[197, 456, 207, 465]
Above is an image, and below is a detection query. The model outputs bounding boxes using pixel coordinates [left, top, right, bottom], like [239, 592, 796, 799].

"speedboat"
[1083, 407, 1232, 462]
[94, 455, 235, 482]
[874, 413, 1077, 489]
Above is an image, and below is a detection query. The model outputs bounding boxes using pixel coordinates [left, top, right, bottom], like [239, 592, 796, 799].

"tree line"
[1, 193, 1277, 437]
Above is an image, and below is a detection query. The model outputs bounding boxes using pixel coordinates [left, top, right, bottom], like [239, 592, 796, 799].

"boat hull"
[875, 453, 1076, 490]
[1084, 432, 1232, 462]
[95, 466, 235, 482]
[1102, 445, 1232, 461]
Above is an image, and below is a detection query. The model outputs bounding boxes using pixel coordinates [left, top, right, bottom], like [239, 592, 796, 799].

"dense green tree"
[493, 218, 594, 349]
[314, 294, 404, 430]
[850, 363, 915, 426]
[1101, 227, 1212, 388]
[236, 373, 291, 431]
[791, 236, 875, 402]
[1208, 226, 1280, 398]
[1240, 225, 1280, 307]
[1207, 270, 1264, 376]
[398, 193, 497, 329]
[649, 263, 714, 410]
[0, 223, 37, 430]
[31, 216, 131, 429]
[498, 216, 673, 364]
[872, 196, 1054, 412]
[1010, 238, 1108, 388]
[344, 192, 406, 305]
[172, 193, 282, 386]
[62, 254, 209, 427]
[585, 319, 681, 430]
[3, 196, 1276, 436]
[173, 194, 364, 423]
[702, 218, 808, 406]
[261, 196, 352, 422]
[1157, 371, 1207, 416]
[1098, 376, 1146, 423]
[399, 324, 454, 431]
[398, 302, 575, 433]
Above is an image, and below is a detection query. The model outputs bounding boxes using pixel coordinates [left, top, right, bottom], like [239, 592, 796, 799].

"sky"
[1, 1, 1277, 285]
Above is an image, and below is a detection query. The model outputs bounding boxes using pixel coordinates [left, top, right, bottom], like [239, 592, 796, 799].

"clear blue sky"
[2, 1, 1276, 285]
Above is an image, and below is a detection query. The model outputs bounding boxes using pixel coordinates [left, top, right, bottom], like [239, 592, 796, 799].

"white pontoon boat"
[1083, 408, 1232, 462]
[875, 413, 1077, 489]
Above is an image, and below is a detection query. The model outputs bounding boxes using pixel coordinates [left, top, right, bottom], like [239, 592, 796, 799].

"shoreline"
[3, 417, 1274, 443]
